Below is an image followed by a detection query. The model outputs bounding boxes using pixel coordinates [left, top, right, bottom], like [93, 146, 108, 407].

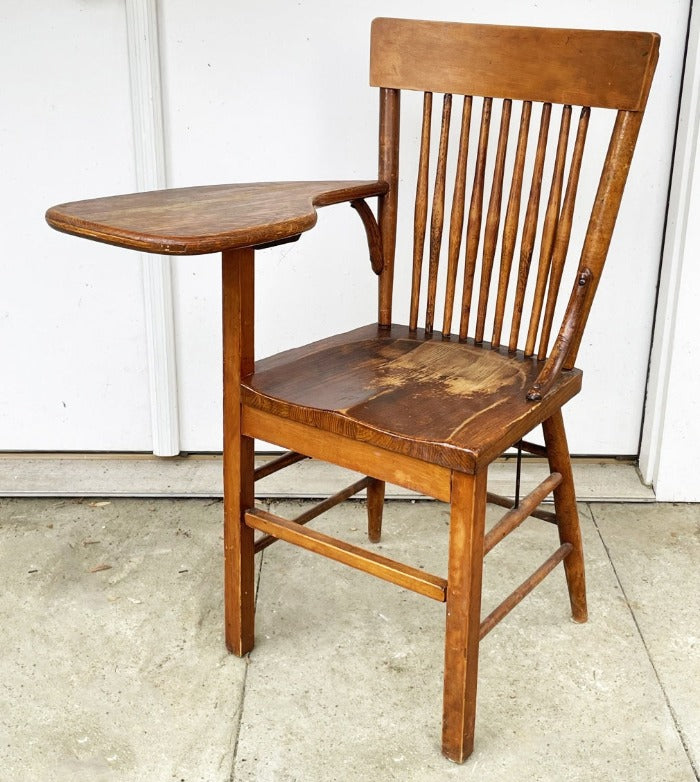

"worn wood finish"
[527, 268, 591, 401]
[542, 410, 587, 621]
[486, 490, 558, 524]
[222, 247, 255, 656]
[492, 101, 531, 348]
[509, 103, 551, 352]
[242, 405, 453, 501]
[378, 88, 401, 326]
[525, 105, 572, 357]
[426, 93, 452, 335]
[46, 180, 388, 255]
[245, 507, 448, 601]
[410, 92, 433, 331]
[442, 470, 487, 763]
[459, 98, 492, 340]
[371, 18, 659, 110]
[254, 451, 308, 482]
[475, 99, 511, 343]
[563, 109, 648, 369]
[483, 471, 562, 554]
[254, 476, 371, 553]
[367, 477, 385, 543]
[479, 542, 573, 639]
[350, 198, 384, 274]
[538, 107, 591, 359]
[296, 477, 371, 525]
[242, 323, 581, 473]
[442, 96, 472, 336]
[515, 439, 549, 457]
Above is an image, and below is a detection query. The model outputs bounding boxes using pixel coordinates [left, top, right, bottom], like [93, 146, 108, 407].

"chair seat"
[242, 323, 582, 473]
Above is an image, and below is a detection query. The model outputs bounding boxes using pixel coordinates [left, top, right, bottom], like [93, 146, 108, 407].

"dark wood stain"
[242, 323, 581, 472]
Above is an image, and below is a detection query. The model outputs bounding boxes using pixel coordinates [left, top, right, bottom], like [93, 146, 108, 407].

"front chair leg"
[542, 410, 588, 623]
[442, 470, 487, 763]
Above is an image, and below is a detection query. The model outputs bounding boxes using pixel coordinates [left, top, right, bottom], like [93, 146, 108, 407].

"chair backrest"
[370, 18, 659, 369]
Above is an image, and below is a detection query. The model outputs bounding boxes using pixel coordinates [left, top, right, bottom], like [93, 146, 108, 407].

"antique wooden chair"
[46, 19, 659, 763]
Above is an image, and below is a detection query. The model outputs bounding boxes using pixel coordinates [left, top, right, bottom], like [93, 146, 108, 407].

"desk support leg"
[222, 247, 255, 655]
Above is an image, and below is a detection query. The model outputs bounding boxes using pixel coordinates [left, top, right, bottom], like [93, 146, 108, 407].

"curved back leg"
[542, 410, 588, 622]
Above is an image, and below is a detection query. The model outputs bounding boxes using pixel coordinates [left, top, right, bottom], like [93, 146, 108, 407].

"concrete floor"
[0, 497, 698, 781]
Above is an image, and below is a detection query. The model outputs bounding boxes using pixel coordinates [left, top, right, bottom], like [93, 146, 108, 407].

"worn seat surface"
[243, 323, 581, 473]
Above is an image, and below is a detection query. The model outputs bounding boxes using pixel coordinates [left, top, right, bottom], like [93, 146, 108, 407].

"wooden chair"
[46, 18, 659, 763]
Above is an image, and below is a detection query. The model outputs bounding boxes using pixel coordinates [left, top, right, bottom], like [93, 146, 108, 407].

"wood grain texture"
[563, 110, 646, 369]
[350, 198, 384, 274]
[222, 248, 255, 655]
[241, 323, 581, 473]
[538, 107, 591, 359]
[483, 471, 562, 554]
[410, 92, 433, 331]
[491, 101, 531, 348]
[255, 477, 373, 555]
[426, 93, 452, 335]
[542, 410, 587, 621]
[525, 105, 572, 357]
[371, 18, 659, 111]
[527, 267, 591, 401]
[442, 96, 472, 336]
[378, 88, 401, 326]
[44, 17, 661, 768]
[253, 450, 308, 482]
[475, 99, 511, 343]
[442, 470, 487, 763]
[479, 542, 572, 639]
[486, 490, 558, 524]
[367, 477, 385, 542]
[509, 103, 551, 351]
[242, 405, 453, 502]
[459, 98, 492, 340]
[46, 180, 388, 255]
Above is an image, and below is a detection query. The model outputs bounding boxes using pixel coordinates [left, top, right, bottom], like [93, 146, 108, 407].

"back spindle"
[442, 95, 473, 336]
[409, 91, 433, 331]
[491, 101, 532, 348]
[475, 99, 512, 343]
[537, 106, 590, 358]
[509, 102, 552, 352]
[425, 94, 452, 335]
[525, 105, 572, 357]
[459, 97, 492, 340]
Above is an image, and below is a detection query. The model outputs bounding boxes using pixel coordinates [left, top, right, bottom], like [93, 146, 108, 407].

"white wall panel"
[0, 2, 151, 450]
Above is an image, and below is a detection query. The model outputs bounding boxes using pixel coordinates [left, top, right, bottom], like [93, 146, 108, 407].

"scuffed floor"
[0, 497, 697, 781]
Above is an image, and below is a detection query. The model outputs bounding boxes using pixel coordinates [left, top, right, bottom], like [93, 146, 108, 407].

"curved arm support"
[526, 267, 592, 401]
[350, 198, 384, 275]
[46, 180, 388, 256]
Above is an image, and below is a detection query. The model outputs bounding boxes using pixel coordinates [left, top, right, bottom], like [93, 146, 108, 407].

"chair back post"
[562, 108, 646, 369]
[377, 87, 400, 327]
